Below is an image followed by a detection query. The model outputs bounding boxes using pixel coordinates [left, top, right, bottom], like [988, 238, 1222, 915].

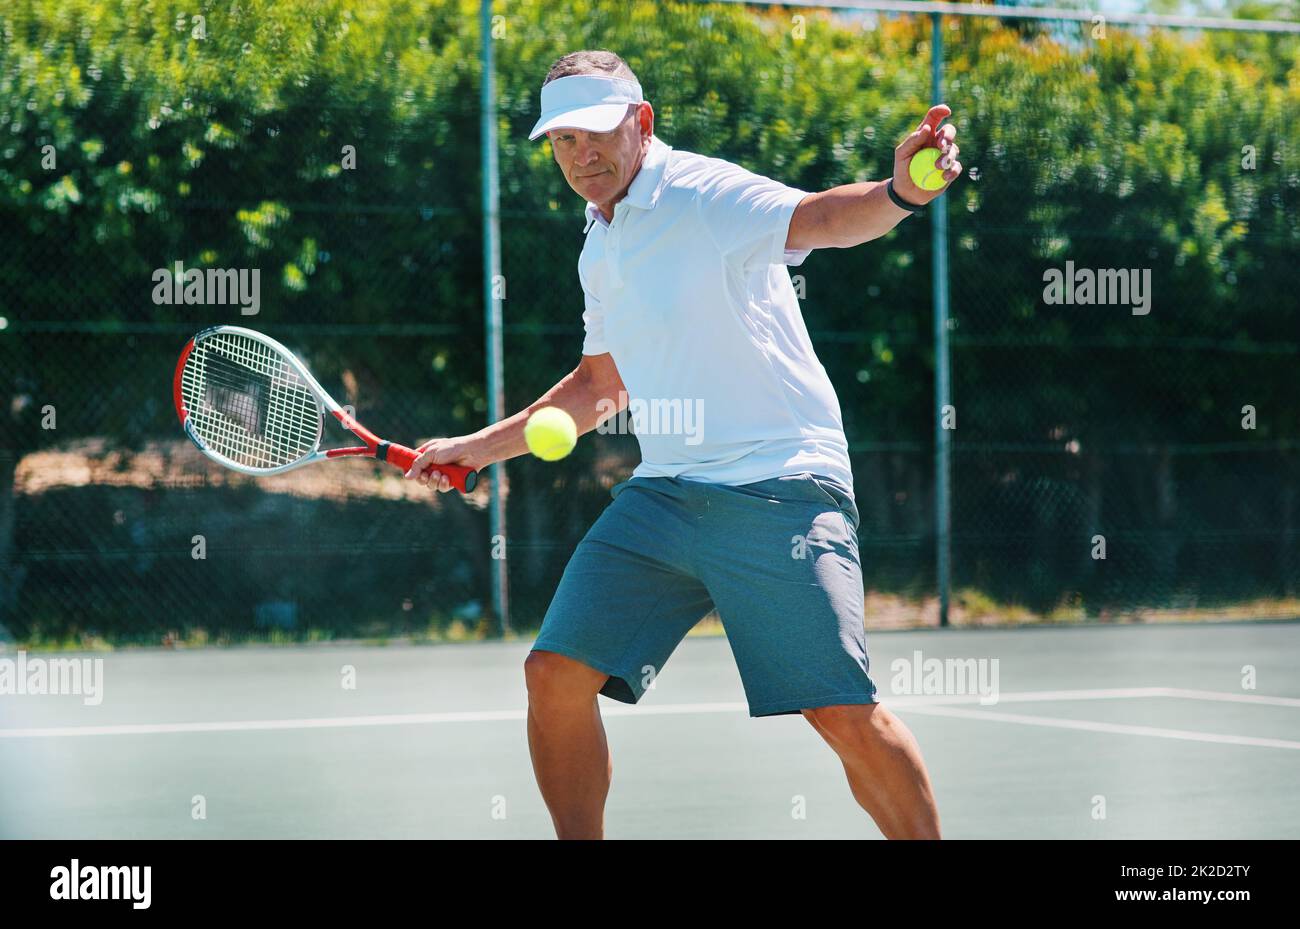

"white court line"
[899, 705, 1300, 751]
[889, 687, 1166, 706]
[0, 688, 1294, 740]
[0, 702, 752, 739]
[0, 709, 527, 739]
[1157, 688, 1300, 708]
[888, 686, 1300, 708]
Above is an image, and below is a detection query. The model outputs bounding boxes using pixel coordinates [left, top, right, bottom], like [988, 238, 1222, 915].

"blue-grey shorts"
[532, 472, 878, 717]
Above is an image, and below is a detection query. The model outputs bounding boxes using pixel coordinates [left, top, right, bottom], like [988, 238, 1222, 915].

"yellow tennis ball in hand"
[524, 407, 577, 461]
[908, 147, 947, 192]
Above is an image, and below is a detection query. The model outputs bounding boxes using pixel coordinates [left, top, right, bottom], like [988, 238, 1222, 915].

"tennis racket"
[173, 325, 476, 492]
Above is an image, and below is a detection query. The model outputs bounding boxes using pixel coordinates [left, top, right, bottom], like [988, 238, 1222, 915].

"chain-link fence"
[1, 0, 1296, 646]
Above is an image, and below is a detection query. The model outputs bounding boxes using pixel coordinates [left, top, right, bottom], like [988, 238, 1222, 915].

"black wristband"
[886, 178, 926, 214]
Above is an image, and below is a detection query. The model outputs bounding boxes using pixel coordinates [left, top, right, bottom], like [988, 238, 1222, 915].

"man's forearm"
[789, 179, 912, 251]
[470, 366, 625, 466]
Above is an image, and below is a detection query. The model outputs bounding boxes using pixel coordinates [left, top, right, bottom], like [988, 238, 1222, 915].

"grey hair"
[543, 50, 639, 86]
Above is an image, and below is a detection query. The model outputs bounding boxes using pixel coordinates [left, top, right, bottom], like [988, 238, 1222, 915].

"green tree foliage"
[1, 0, 485, 448]
[0, 0, 1296, 637]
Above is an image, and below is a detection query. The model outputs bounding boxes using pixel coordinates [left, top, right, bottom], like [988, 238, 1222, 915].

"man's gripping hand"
[405, 436, 486, 493]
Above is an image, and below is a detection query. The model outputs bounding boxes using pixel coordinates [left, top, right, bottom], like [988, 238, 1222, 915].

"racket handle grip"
[384, 444, 478, 493]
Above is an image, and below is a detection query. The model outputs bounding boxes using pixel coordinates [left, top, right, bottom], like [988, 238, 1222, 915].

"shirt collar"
[583, 136, 673, 231]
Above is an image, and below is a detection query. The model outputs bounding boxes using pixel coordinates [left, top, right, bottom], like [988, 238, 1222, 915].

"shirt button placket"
[607, 206, 623, 288]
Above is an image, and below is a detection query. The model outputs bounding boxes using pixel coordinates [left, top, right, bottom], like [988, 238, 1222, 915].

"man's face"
[548, 102, 652, 206]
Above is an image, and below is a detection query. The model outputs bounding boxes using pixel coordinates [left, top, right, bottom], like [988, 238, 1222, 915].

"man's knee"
[803, 703, 883, 745]
[524, 649, 607, 706]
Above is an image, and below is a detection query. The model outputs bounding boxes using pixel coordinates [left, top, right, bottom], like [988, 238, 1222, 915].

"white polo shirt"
[579, 135, 854, 494]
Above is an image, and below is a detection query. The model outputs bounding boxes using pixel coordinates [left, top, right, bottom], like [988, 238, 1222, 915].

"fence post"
[930, 12, 952, 628]
[480, 0, 509, 635]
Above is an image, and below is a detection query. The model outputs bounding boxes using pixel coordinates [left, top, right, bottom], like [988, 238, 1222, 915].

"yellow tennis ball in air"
[524, 407, 577, 461]
[908, 147, 947, 192]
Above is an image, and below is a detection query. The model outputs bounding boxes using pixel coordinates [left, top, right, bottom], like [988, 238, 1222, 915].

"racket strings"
[181, 333, 322, 469]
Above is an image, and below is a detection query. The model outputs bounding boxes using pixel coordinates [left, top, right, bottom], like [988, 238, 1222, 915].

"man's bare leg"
[803, 703, 942, 839]
[524, 650, 613, 839]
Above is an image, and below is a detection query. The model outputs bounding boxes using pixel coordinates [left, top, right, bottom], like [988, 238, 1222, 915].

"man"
[407, 50, 961, 840]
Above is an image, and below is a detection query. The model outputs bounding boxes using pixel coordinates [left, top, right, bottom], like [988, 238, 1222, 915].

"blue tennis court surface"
[2, 620, 1297, 838]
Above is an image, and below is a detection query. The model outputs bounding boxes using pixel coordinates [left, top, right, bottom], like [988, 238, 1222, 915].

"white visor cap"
[528, 74, 643, 141]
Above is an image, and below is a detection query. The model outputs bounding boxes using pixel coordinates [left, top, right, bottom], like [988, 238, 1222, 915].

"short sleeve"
[694, 159, 812, 271]
[579, 269, 607, 356]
